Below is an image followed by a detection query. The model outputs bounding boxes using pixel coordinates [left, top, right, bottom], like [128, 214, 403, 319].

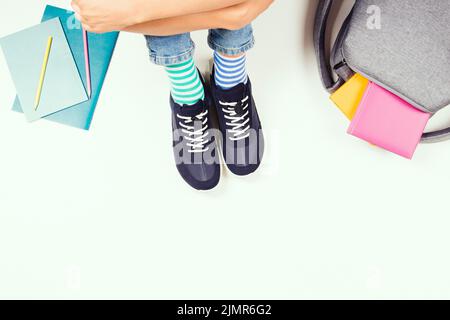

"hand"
[71, 0, 251, 34]
[71, 0, 145, 33]
[124, 0, 274, 37]
[223, 0, 274, 30]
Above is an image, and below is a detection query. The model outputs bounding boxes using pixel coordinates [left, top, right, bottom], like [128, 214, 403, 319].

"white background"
[1, 0, 450, 299]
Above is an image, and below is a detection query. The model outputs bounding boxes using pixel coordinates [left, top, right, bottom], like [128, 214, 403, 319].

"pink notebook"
[348, 82, 430, 159]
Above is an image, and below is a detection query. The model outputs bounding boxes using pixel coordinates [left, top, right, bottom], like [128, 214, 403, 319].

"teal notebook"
[1, 18, 88, 122]
[12, 5, 119, 130]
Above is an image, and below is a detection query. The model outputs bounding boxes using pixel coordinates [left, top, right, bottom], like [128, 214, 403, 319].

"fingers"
[71, 1, 85, 23]
[82, 22, 111, 34]
[80, 23, 101, 33]
[81, 23, 93, 32]
[71, 0, 91, 24]
[71, 1, 98, 33]
[74, 12, 82, 22]
[71, 1, 81, 16]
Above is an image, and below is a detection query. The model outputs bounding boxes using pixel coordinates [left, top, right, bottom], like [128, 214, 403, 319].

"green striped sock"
[165, 58, 205, 106]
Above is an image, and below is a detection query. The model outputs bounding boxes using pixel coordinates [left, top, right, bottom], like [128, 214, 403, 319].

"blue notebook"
[13, 5, 119, 130]
[1, 18, 88, 122]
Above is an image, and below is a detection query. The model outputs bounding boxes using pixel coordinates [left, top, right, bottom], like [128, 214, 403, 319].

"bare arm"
[124, 0, 274, 36]
[72, 0, 252, 33]
[137, 0, 250, 21]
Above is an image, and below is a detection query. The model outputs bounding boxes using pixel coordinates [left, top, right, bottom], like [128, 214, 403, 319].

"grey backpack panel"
[314, 0, 450, 143]
[343, 0, 450, 114]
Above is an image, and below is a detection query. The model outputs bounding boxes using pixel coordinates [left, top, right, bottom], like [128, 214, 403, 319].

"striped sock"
[214, 52, 248, 90]
[165, 58, 205, 106]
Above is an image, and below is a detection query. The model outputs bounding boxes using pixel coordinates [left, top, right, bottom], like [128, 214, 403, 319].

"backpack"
[314, 0, 450, 143]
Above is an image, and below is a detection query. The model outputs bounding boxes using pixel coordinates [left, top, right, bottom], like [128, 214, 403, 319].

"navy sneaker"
[170, 73, 220, 190]
[210, 70, 264, 176]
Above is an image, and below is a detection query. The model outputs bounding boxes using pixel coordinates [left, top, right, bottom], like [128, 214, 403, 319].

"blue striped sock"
[214, 52, 248, 90]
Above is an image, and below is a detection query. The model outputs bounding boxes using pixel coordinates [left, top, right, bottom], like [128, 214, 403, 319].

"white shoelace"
[219, 96, 251, 141]
[176, 110, 210, 153]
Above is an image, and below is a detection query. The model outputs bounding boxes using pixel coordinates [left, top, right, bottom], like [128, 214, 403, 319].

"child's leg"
[207, 25, 254, 89]
[145, 34, 204, 106]
[145, 34, 220, 191]
[208, 25, 264, 176]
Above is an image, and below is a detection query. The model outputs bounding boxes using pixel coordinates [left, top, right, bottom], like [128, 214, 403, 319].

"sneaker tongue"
[175, 99, 206, 118]
[217, 83, 248, 116]
[216, 83, 246, 101]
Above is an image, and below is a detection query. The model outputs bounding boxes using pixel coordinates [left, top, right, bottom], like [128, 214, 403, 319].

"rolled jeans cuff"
[208, 35, 255, 56]
[146, 36, 195, 66]
[149, 46, 195, 66]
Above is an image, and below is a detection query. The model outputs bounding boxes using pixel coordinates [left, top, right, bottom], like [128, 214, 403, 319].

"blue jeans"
[145, 25, 254, 66]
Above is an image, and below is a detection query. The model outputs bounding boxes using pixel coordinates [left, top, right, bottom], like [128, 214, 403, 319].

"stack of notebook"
[0, 5, 119, 130]
[330, 74, 430, 159]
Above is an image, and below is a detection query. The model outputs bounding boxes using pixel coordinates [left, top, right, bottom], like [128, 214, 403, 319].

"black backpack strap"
[314, 0, 345, 93]
[422, 126, 450, 143]
[330, 9, 354, 82]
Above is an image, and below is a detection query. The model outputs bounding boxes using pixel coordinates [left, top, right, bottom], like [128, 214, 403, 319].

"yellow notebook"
[330, 73, 369, 120]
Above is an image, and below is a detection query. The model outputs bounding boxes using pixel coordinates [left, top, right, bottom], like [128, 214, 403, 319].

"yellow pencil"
[34, 36, 53, 110]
